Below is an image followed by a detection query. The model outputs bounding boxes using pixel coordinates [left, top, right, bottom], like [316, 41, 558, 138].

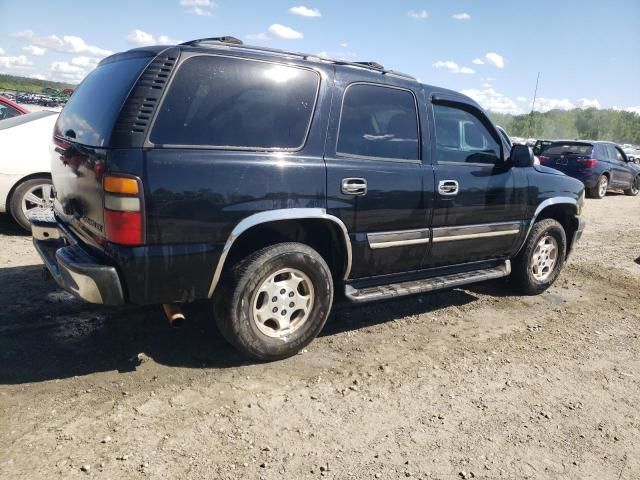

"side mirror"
[510, 144, 535, 167]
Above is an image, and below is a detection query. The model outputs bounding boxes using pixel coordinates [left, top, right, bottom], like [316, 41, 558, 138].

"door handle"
[341, 177, 367, 196]
[438, 180, 459, 196]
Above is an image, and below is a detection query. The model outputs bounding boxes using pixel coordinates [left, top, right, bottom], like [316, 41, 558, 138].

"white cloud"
[316, 50, 356, 61]
[462, 87, 520, 114]
[481, 82, 492, 88]
[516, 96, 528, 102]
[432, 60, 475, 74]
[71, 56, 100, 68]
[29, 73, 47, 80]
[248, 24, 304, 40]
[472, 58, 484, 65]
[127, 30, 181, 47]
[408, 9, 428, 20]
[49, 60, 88, 83]
[0, 53, 33, 72]
[12, 30, 112, 58]
[289, 5, 321, 17]
[340, 42, 348, 48]
[179, 0, 215, 16]
[484, 52, 505, 68]
[453, 13, 471, 20]
[578, 98, 601, 109]
[534, 97, 575, 112]
[23, 45, 46, 56]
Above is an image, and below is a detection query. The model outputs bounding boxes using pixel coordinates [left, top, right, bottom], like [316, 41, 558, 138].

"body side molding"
[207, 208, 352, 297]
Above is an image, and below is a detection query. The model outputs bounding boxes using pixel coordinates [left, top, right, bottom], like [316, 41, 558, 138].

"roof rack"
[178, 36, 416, 81]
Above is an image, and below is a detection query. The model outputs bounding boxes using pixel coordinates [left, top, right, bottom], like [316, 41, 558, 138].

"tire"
[623, 175, 640, 196]
[511, 219, 567, 295]
[214, 242, 334, 361]
[9, 177, 54, 231]
[587, 174, 608, 199]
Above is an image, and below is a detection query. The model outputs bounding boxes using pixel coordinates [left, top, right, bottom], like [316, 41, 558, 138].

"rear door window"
[336, 84, 420, 161]
[150, 56, 320, 150]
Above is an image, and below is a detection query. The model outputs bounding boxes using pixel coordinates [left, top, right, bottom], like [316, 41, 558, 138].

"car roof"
[107, 39, 483, 111]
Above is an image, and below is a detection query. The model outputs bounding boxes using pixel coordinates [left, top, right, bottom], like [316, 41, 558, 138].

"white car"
[0, 111, 58, 230]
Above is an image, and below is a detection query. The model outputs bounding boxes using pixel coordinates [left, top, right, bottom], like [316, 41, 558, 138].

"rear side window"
[544, 143, 593, 156]
[433, 104, 500, 164]
[337, 84, 419, 161]
[151, 56, 319, 149]
[55, 54, 151, 146]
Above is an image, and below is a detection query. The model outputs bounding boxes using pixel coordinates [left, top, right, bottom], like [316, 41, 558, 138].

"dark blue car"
[540, 141, 640, 199]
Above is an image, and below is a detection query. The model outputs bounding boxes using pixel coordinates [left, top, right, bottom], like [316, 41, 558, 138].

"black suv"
[31, 37, 586, 360]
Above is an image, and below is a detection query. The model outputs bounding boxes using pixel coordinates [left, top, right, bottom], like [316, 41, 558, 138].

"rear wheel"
[9, 177, 54, 231]
[623, 175, 639, 196]
[511, 219, 567, 295]
[214, 242, 334, 361]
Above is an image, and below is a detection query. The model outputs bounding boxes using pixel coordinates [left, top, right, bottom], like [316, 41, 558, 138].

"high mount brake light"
[103, 175, 143, 246]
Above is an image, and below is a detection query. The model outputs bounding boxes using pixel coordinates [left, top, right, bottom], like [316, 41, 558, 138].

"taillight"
[577, 158, 598, 168]
[539, 155, 549, 163]
[103, 174, 144, 246]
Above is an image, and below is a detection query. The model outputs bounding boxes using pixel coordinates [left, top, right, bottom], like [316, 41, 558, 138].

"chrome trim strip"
[207, 208, 352, 297]
[367, 228, 430, 249]
[515, 196, 578, 254]
[432, 221, 521, 243]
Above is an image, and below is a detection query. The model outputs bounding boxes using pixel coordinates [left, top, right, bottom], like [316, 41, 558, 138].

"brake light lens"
[104, 210, 143, 245]
[539, 155, 549, 164]
[577, 158, 598, 168]
[103, 174, 143, 246]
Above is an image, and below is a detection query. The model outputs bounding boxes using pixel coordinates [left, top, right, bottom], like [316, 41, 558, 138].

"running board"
[344, 260, 511, 303]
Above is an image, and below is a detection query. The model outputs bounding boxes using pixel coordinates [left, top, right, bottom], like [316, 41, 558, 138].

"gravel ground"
[0, 193, 639, 480]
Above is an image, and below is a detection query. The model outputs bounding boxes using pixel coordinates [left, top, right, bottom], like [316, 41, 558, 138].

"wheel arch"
[518, 197, 580, 256]
[208, 208, 352, 297]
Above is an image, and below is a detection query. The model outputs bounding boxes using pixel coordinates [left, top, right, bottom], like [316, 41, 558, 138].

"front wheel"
[511, 219, 567, 295]
[623, 175, 639, 196]
[214, 242, 334, 361]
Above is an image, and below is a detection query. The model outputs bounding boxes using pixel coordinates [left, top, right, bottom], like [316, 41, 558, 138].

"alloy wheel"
[531, 235, 559, 282]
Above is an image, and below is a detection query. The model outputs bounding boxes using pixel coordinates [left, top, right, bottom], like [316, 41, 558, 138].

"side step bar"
[344, 260, 511, 303]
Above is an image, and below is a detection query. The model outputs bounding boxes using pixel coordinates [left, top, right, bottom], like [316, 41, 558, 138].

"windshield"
[544, 142, 593, 156]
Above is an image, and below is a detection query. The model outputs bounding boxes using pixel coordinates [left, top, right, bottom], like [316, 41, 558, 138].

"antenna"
[528, 72, 540, 137]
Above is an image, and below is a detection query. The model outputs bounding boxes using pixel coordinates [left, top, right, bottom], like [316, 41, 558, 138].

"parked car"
[0, 111, 58, 230]
[31, 37, 586, 360]
[532, 139, 553, 156]
[623, 146, 640, 164]
[0, 95, 28, 120]
[539, 141, 640, 198]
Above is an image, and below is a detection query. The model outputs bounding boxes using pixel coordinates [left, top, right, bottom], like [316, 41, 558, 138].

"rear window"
[150, 56, 320, 149]
[544, 142, 593, 156]
[55, 54, 152, 147]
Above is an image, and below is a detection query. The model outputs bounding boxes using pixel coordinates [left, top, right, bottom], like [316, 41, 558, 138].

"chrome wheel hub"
[251, 268, 314, 338]
[21, 183, 54, 217]
[598, 177, 608, 197]
[531, 235, 558, 282]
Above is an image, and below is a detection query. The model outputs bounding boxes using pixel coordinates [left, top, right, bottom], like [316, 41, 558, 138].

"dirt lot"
[1, 194, 639, 480]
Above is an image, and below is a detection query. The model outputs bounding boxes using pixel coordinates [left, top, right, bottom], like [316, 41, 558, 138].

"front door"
[324, 80, 432, 279]
[426, 100, 525, 267]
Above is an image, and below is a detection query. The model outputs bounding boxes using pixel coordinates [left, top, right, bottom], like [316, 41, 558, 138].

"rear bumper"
[30, 210, 124, 305]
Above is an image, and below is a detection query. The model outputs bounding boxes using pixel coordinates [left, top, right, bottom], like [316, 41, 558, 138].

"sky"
[0, 0, 639, 115]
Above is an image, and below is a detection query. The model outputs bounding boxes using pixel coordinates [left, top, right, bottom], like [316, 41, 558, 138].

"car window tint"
[151, 56, 319, 149]
[433, 104, 500, 164]
[0, 103, 22, 120]
[336, 84, 419, 160]
[605, 144, 618, 161]
[544, 143, 593, 156]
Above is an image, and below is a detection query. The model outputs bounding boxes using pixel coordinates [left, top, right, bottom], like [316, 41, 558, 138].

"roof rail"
[177, 36, 416, 80]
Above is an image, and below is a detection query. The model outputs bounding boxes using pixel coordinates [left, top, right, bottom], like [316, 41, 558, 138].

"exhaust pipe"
[163, 304, 185, 327]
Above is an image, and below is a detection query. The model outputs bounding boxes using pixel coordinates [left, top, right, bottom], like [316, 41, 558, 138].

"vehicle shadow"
[0, 262, 481, 385]
[0, 212, 29, 236]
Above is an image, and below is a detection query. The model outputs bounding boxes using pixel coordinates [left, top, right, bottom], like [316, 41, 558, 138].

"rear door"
[426, 98, 525, 266]
[324, 77, 433, 278]
[611, 145, 634, 186]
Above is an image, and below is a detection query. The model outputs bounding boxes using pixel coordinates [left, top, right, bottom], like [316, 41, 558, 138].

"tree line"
[488, 108, 640, 145]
